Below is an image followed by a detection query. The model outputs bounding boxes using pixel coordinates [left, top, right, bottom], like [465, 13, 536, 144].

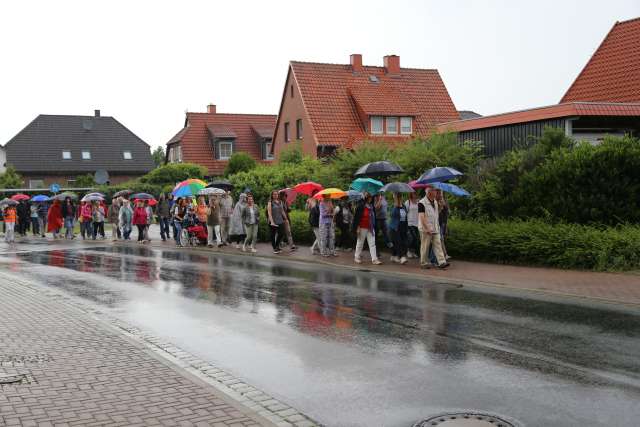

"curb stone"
[0, 270, 322, 427]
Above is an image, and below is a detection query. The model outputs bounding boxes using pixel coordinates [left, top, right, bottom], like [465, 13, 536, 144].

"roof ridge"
[290, 60, 438, 72]
[37, 113, 113, 118]
[187, 112, 276, 117]
[616, 16, 640, 25]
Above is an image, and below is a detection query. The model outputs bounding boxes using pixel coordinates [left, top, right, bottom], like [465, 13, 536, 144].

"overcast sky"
[1, 0, 638, 151]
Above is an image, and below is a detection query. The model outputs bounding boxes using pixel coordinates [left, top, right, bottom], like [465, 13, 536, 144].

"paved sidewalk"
[0, 275, 276, 427]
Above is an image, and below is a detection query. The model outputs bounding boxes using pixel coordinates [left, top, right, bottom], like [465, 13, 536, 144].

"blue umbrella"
[346, 190, 363, 202]
[32, 194, 50, 202]
[431, 182, 471, 197]
[350, 177, 383, 194]
[417, 166, 463, 184]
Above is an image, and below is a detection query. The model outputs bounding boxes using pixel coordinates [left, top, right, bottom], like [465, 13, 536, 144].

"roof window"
[62, 150, 72, 160]
[123, 151, 132, 160]
[368, 75, 379, 83]
[82, 150, 91, 160]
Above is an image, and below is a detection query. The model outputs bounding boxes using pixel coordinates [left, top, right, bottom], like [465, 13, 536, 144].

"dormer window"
[123, 151, 132, 160]
[62, 150, 72, 160]
[371, 116, 383, 135]
[82, 150, 91, 160]
[400, 117, 413, 134]
[386, 117, 398, 134]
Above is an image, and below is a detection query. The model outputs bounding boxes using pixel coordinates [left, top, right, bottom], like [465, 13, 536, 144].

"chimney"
[94, 109, 100, 117]
[207, 104, 216, 114]
[350, 54, 363, 73]
[383, 55, 400, 74]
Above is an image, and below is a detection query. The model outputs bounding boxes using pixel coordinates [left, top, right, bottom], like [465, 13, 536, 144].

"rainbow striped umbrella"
[172, 179, 207, 198]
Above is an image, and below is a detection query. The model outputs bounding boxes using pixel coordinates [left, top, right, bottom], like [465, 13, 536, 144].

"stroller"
[181, 211, 208, 246]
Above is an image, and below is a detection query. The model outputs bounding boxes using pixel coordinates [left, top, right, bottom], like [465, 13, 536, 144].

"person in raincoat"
[229, 193, 247, 249]
[352, 192, 382, 265]
[62, 197, 76, 239]
[37, 202, 48, 238]
[4, 205, 17, 243]
[404, 192, 420, 259]
[143, 200, 153, 242]
[206, 196, 222, 248]
[47, 199, 64, 239]
[79, 201, 93, 239]
[157, 193, 171, 242]
[241, 194, 259, 253]
[279, 191, 296, 251]
[132, 200, 148, 243]
[107, 198, 121, 240]
[118, 199, 133, 240]
[318, 194, 337, 257]
[219, 192, 233, 244]
[91, 201, 106, 240]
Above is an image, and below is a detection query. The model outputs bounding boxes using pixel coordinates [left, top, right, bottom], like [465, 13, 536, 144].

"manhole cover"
[414, 412, 519, 427]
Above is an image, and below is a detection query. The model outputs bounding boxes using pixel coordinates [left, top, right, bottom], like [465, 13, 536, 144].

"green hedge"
[447, 218, 640, 271]
[257, 210, 315, 244]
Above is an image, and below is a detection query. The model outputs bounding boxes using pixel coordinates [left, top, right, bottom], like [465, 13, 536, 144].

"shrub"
[257, 210, 315, 244]
[96, 179, 163, 200]
[0, 166, 24, 189]
[75, 173, 96, 187]
[139, 163, 206, 186]
[224, 152, 257, 176]
[279, 141, 305, 164]
[446, 218, 640, 271]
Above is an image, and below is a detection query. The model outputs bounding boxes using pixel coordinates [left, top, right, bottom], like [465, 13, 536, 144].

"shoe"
[400, 257, 408, 264]
[332, 253, 339, 257]
[354, 258, 362, 264]
[207, 244, 213, 248]
[446, 255, 452, 260]
[372, 259, 383, 265]
[438, 262, 451, 269]
[391, 256, 399, 263]
[420, 263, 432, 269]
[251, 248, 257, 253]
[291, 245, 297, 251]
[241, 245, 246, 252]
[235, 244, 240, 249]
[323, 254, 330, 258]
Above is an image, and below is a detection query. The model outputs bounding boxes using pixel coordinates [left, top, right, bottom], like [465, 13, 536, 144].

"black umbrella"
[113, 189, 133, 198]
[380, 182, 415, 193]
[207, 179, 234, 191]
[354, 161, 404, 178]
[130, 193, 155, 200]
[52, 192, 78, 201]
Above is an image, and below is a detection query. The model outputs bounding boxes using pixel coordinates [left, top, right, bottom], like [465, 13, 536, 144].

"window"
[62, 150, 72, 160]
[400, 117, 412, 134]
[264, 141, 274, 160]
[123, 151, 132, 160]
[296, 119, 303, 140]
[219, 141, 233, 160]
[371, 116, 383, 134]
[176, 145, 182, 162]
[67, 179, 76, 186]
[29, 180, 44, 189]
[386, 117, 398, 134]
[82, 150, 91, 160]
[284, 122, 290, 142]
[290, 84, 294, 98]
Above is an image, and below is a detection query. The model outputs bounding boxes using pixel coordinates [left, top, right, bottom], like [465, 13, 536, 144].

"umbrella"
[417, 166, 463, 184]
[31, 195, 50, 202]
[0, 198, 18, 206]
[313, 188, 347, 200]
[346, 190, 364, 202]
[350, 177, 383, 194]
[293, 181, 323, 196]
[52, 192, 78, 201]
[279, 188, 298, 205]
[10, 194, 30, 201]
[380, 182, 415, 193]
[207, 179, 234, 191]
[134, 198, 157, 206]
[130, 192, 155, 200]
[354, 161, 404, 178]
[431, 182, 471, 197]
[81, 194, 104, 202]
[173, 179, 207, 197]
[408, 180, 430, 189]
[113, 189, 133, 198]
[197, 187, 226, 196]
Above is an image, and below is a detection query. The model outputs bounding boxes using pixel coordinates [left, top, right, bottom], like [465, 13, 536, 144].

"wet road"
[1, 243, 640, 426]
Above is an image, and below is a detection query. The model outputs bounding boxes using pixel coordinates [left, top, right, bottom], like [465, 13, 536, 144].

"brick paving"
[0, 275, 277, 427]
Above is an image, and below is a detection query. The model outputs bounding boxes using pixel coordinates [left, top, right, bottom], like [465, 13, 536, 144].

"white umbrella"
[198, 187, 226, 196]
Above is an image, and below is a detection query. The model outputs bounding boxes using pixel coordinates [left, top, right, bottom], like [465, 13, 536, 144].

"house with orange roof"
[165, 104, 276, 176]
[439, 17, 640, 157]
[272, 54, 459, 159]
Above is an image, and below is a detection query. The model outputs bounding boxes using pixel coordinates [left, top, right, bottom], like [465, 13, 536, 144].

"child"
[4, 205, 17, 243]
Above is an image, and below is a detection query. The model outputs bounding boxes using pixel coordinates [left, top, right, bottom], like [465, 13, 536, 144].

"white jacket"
[418, 197, 440, 234]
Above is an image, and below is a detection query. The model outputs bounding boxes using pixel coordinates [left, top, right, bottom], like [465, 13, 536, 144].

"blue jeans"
[159, 217, 170, 240]
[64, 217, 74, 239]
[174, 222, 182, 245]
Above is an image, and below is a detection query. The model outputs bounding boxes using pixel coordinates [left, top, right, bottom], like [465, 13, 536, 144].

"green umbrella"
[349, 177, 383, 195]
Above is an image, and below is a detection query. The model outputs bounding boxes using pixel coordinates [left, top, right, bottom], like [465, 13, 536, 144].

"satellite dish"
[94, 169, 110, 185]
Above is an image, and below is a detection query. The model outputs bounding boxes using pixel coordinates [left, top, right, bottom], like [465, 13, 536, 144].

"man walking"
[418, 188, 449, 269]
[157, 193, 171, 242]
[219, 191, 233, 245]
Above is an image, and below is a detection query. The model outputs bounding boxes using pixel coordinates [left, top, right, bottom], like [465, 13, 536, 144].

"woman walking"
[307, 192, 320, 255]
[173, 198, 186, 246]
[206, 197, 222, 248]
[353, 192, 382, 265]
[241, 194, 259, 253]
[132, 200, 148, 243]
[47, 199, 64, 239]
[157, 194, 171, 242]
[79, 201, 93, 239]
[30, 203, 40, 236]
[230, 193, 247, 249]
[404, 192, 420, 259]
[267, 190, 287, 254]
[279, 191, 296, 251]
[143, 200, 153, 242]
[335, 199, 353, 251]
[389, 193, 408, 264]
[91, 201, 106, 240]
[62, 197, 76, 239]
[119, 199, 133, 240]
[107, 198, 121, 240]
[318, 194, 337, 257]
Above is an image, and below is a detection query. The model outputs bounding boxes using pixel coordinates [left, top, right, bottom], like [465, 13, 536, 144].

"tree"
[75, 174, 96, 188]
[139, 162, 207, 186]
[152, 146, 165, 168]
[0, 166, 23, 189]
[224, 152, 256, 176]
[278, 141, 304, 164]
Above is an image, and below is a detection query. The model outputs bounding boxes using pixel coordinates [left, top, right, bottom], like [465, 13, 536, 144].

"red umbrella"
[408, 180, 431, 190]
[11, 194, 30, 201]
[134, 198, 157, 206]
[279, 188, 298, 205]
[293, 181, 323, 196]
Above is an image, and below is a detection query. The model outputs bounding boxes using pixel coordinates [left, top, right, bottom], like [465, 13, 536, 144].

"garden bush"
[224, 152, 256, 176]
[139, 163, 207, 186]
[446, 218, 640, 271]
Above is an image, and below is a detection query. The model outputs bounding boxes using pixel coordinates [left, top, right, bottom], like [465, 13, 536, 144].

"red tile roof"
[437, 102, 640, 132]
[562, 17, 640, 103]
[286, 60, 459, 148]
[166, 112, 276, 176]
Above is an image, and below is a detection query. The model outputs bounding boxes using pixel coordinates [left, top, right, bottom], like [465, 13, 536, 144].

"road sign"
[49, 183, 60, 193]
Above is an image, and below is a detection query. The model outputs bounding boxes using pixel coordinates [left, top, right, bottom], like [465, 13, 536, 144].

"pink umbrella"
[408, 180, 432, 189]
[279, 188, 298, 206]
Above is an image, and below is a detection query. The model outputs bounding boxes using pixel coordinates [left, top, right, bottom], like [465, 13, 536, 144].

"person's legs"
[6, 223, 15, 243]
[420, 231, 434, 266]
[318, 222, 328, 256]
[432, 233, 447, 266]
[311, 227, 320, 254]
[100, 222, 105, 238]
[65, 218, 72, 239]
[92, 222, 99, 240]
[249, 224, 258, 249]
[397, 223, 408, 261]
[214, 225, 222, 245]
[365, 229, 379, 263]
[143, 224, 149, 241]
[207, 225, 215, 246]
[174, 222, 182, 245]
[354, 228, 366, 261]
[137, 224, 145, 242]
[391, 228, 400, 258]
[270, 225, 278, 251]
[328, 222, 336, 255]
[159, 217, 166, 240]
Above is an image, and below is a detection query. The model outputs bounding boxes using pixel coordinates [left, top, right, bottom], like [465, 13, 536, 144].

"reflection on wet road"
[2, 245, 640, 426]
